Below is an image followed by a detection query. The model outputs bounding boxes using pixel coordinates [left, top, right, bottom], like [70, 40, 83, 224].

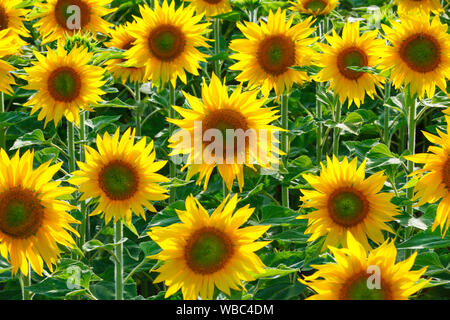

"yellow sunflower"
[289, 0, 339, 16]
[0, 0, 29, 40]
[70, 127, 169, 225]
[22, 43, 106, 127]
[105, 22, 147, 84]
[379, 15, 450, 100]
[394, 0, 444, 16]
[299, 232, 429, 300]
[34, 0, 114, 43]
[229, 9, 317, 96]
[0, 149, 80, 276]
[124, 1, 210, 88]
[167, 73, 283, 192]
[404, 116, 450, 235]
[299, 156, 398, 251]
[314, 21, 386, 108]
[0, 29, 20, 95]
[148, 194, 271, 300]
[185, 0, 232, 17]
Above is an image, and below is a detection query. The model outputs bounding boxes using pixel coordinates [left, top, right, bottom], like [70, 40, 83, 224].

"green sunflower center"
[148, 24, 185, 62]
[328, 188, 368, 227]
[341, 275, 390, 300]
[185, 227, 233, 274]
[54, 0, 90, 30]
[443, 157, 450, 189]
[98, 160, 139, 201]
[257, 35, 296, 76]
[305, 0, 327, 12]
[0, 187, 44, 239]
[400, 33, 440, 73]
[47, 67, 82, 102]
[337, 47, 368, 80]
[0, 5, 9, 30]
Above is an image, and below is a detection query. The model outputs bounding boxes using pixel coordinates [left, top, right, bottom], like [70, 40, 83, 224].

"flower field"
[0, 0, 449, 301]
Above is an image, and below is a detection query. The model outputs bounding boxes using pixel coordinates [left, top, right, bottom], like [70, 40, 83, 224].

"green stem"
[79, 112, 88, 247]
[213, 18, 220, 76]
[135, 83, 142, 136]
[0, 93, 5, 150]
[333, 101, 342, 156]
[168, 83, 176, 204]
[383, 82, 391, 146]
[114, 221, 124, 300]
[67, 122, 76, 173]
[405, 86, 416, 217]
[281, 93, 289, 208]
[19, 266, 32, 300]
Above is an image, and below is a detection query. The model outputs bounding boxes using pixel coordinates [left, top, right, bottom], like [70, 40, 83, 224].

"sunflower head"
[105, 22, 148, 84]
[394, 0, 444, 16]
[229, 8, 317, 96]
[404, 116, 450, 235]
[124, 1, 210, 88]
[34, 0, 115, 43]
[0, 0, 29, 40]
[0, 29, 20, 95]
[379, 15, 450, 100]
[300, 232, 429, 300]
[184, 0, 232, 16]
[299, 156, 399, 251]
[22, 42, 106, 127]
[148, 194, 271, 300]
[0, 149, 80, 276]
[289, 0, 339, 16]
[70, 127, 169, 224]
[167, 73, 284, 192]
[314, 21, 386, 108]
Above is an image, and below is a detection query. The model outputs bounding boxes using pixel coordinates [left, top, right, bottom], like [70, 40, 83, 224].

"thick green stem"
[79, 112, 88, 246]
[281, 93, 289, 208]
[168, 83, 176, 204]
[0, 93, 5, 150]
[315, 86, 323, 165]
[383, 82, 391, 146]
[19, 266, 32, 300]
[405, 87, 416, 217]
[332, 101, 342, 156]
[114, 221, 124, 300]
[213, 18, 220, 76]
[67, 122, 76, 173]
[135, 83, 142, 136]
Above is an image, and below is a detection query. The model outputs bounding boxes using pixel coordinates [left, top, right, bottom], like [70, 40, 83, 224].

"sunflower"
[229, 9, 317, 97]
[299, 156, 398, 251]
[394, 0, 444, 16]
[148, 194, 271, 300]
[404, 116, 450, 236]
[289, 0, 339, 16]
[22, 43, 106, 127]
[124, 1, 210, 88]
[34, 0, 114, 43]
[167, 73, 283, 192]
[185, 0, 232, 17]
[314, 21, 386, 108]
[379, 15, 450, 100]
[105, 22, 148, 84]
[0, 29, 19, 95]
[0, 149, 80, 276]
[70, 127, 169, 224]
[0, 0, 29, 40]
[299, 232, 429, 300]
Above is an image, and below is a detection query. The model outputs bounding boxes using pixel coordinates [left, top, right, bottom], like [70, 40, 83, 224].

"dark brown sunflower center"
[203, 0, 224, 4]
[0, 5, 9, 31]
[399, 33, 441, 73]
[98, 160, 139, 201]
[443, 157, 450, 189]
[148, 24, 185, 62]
[185, 227, 234, 274]
[305, 0, 327, 12]
[203, 109, 250, 160]
[257, 35, 296, 76]
[328, 187, 369, 227]
[54, 0, 91, 31]
[340, 273, 392, 300]
[47, 67, 82, 102]
[0, 187, 44, 239]
[337, 47, 368, 80]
